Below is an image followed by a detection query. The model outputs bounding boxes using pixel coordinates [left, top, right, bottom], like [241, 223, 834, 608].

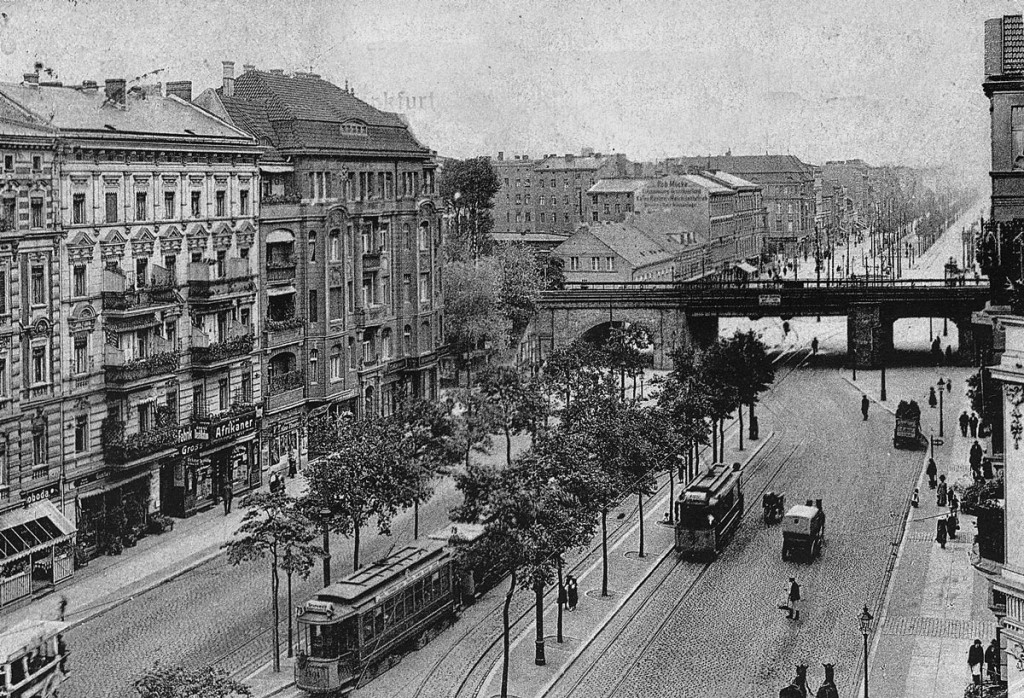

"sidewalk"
[839, 363, 997, 698]
[2, 472, 308, 630]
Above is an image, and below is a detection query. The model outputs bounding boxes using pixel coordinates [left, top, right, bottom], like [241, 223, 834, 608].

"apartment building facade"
[196, 63, 444, 470]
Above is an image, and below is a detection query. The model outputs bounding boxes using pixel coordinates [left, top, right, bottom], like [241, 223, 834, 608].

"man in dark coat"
[969, 413, 979, 438]
[970, 441, 984, 474]
[926, 458, 938, 489]
[985, 638, 1001, 684]
[787, 577, 801, 620]
[222, 481, 233, 515]
[928, 387, 938, 408]
[968, 639, 985, 685]
[983, 458, 995, 480]
[959, 411, 970, 437]
[936, 518, 947, 549]
[861, 394, 870, 421]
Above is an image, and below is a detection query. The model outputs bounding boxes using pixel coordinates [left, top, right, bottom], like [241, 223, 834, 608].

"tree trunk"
[501, 570, 516, 698]
[712, 421, 718, 463]
[504, 423, 513, 467]
[271, 556, 281, 673]
[601, 509, 609, 596]
[749, 401, 757, 440]
[353, 521, 361, 571]
[414, 499, 420, 540]
[632, 373, 638, 400]
[286, 571, 294, 658]
[556, 558, 564, 643]
[534, 581, 546, 665]
[738, 405, 744, 451]
[620, 368, 626, 401]
[465, 440, 472, 470]
[638, 492, 645, 558]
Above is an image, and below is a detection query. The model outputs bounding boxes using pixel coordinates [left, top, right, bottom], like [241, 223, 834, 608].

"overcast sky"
[0, 0, 1017, 178]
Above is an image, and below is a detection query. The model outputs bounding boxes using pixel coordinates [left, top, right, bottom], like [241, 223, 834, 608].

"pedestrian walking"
[983, 457, 995, 480]
[565, 575, 579, 611]
[928, 387, 938, 409]
[269, 471, 281, 494]
[926, 458, 938, 489]
[811, 337, 819, 356]
[937, 475, 948, 507]
[936, 518, 948, 549]
[959, 411, 970, 437]
[947, 378, 953, 393]
[861, 394, 870, 421]
[985, 638, 1001, 684]
[946, 511, 959, 540]
[969, 413, 979, 438]
[911, 488, 920, 508]
[945, 345, 954, 366]
[968, 639, 985, 686]
[971, 459, 984, 483]
[288, 450, 298, 479]
[950, 490, 959, 515]
[787, 577, 801, 620]
[970, 440, 984, 473]
[222, 482, 233, 515]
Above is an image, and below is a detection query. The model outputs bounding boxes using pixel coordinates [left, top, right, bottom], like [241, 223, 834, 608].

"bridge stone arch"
[534, 306, 718, 370]
[848, 303, 978, 368]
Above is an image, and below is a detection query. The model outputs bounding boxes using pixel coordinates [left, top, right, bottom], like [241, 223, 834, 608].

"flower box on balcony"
[102, 414, 178, 464]
[266, 317, 305, 332]
[192, 335, 255, 364]
[105, 351, 180, 384]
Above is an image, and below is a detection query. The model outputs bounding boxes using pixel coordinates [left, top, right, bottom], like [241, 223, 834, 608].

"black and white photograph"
[0, 1, 1019, 697]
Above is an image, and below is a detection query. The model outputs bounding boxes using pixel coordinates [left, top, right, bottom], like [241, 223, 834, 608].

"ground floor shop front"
[0, 500, 76, 609]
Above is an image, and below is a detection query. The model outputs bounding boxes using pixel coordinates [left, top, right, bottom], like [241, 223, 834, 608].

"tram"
[0, 620, 69, 697]
[295, 539, 461, 695]
[674, 462, 744, 559]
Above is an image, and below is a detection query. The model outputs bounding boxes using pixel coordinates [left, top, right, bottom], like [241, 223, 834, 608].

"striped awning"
[0, 500, 76, 562]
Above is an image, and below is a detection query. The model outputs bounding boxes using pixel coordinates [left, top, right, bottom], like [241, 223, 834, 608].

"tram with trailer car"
[674, 462, 744, 559]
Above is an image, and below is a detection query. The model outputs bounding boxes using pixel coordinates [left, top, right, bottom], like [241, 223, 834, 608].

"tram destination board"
[759, 294, 782, 306]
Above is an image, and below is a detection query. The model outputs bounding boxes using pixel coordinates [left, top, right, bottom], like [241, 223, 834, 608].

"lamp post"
[937, 378, 945, 437]
[320, 507, 332, 587]
[860, 605, 873, 697]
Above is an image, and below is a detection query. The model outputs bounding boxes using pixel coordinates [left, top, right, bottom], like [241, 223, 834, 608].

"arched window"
[348, 337, 357, 370]
[329, 231, 340, 261]
[309, 348, 319, 383]
[419, 321, 430, 353]
[309, 231, 317, 262]
[364, 385, 375, 416]
[403, 325, 412, 355]
[330, 345, 341, 380]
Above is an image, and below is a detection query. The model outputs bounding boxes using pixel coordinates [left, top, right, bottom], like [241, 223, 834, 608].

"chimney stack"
[497, 151, 504, 161]
[222, 61, 235, 97]
[165, 81, 193, 101]
[243, 63, 255, 73]
[269, 68, 284, 75]
[81, 80, 98, 93]
[105, 78, 126, 105]
[23, 72, 39, 86]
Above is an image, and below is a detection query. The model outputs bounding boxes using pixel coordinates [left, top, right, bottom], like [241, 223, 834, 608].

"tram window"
[309, 625, 325, 655]
[11, 657, 25, 684]
[374, 607, 385, 636]
[431, 572, 442, 598]
[403, 587, 415, 615]
[383, 599, 395, 626]
[363, 614, 375, 642]
[414, 581, 424, 609]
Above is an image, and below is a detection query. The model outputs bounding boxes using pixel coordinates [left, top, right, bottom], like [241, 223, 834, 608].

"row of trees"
[453, 328, 775, 697]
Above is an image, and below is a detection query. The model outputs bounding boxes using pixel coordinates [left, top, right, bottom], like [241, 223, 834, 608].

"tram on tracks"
[0, 619, 69, 697]
[674, 462, 744, 559]
[295, 523, 491, 695]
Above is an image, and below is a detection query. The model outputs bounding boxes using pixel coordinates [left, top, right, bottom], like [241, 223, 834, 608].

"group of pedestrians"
[958, 410, 981, 438]
[557, 575, 579, 612]
[967, 638, 1002, 686]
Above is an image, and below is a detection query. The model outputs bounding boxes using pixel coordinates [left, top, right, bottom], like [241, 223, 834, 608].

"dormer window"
[340, 121, 367, 137]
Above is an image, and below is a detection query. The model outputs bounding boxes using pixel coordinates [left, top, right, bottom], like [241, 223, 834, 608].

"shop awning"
[259, 164, 295, 174]
[734, 262, 757, 274]
[0, 500, 76, 562]
[266, 285, 297, 297]
[266, 229, 295, 244]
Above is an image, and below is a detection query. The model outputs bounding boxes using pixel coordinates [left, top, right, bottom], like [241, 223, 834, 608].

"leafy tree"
[439, 157, 500, 261]
[303, 413, 410, 571]
[603, 323, 650, 400]
[442, 258, 509, 382]
[495, 243, 544, 341]
[278, 514, 322, 659]
[718, 330, 775, 447]
[477, 364, 550, 466]
[134, 664, 251, 697]
[455, 448, 592, 695]
[394, 397, 462, 538]
[693, 342, 741, 462]
[541, 255, 565, 290]
[541, 339, 606, 409]
[449, 388, 495, 471]
[223, 492, 320, 673]
[657, 348, 712, 481]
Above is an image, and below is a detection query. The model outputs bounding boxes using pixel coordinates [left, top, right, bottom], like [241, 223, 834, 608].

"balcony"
[187, 259, 256, 305]
[191, 334, 255, 368]
[354, 305, 387, 329]
[101, 267, 178, 316]
[265, 318, 305, 348]
[101, 414, 178, 465]
[362, 252, 381, 271]
[267, 259, 297, 285]
[265, 369, 305, 413]
[104, 348, 180, 388]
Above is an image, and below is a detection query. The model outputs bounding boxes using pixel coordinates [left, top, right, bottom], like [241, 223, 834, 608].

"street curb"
[64, 544, 227, 632]
[534, 431, 775, 698]
[837, 369, 899, 417]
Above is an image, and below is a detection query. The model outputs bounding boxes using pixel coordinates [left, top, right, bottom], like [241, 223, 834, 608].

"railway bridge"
[534, 278, 991, 369]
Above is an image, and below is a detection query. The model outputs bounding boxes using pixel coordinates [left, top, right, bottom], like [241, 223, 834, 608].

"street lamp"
[320, 507, 332, 587]
[859, 605, 873, 697]
[937, 378, 946, 437]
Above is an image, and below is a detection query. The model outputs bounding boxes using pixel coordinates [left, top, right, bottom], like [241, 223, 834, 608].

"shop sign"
[208, 414, 257, 441]
[23, 484, 60, 503]
[179, 441, 202, 457]
[177, 426, 197, 444]
[73, 472, 105, 489]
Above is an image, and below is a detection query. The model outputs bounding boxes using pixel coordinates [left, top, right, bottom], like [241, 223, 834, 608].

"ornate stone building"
[195, 62, 443, 470]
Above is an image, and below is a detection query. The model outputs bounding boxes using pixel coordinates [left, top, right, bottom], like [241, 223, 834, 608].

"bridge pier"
[848, 303, 893, 369]
[954, 312, 978, 367]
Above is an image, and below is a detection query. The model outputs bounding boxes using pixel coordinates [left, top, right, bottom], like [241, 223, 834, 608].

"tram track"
[406, 345, 816, 698]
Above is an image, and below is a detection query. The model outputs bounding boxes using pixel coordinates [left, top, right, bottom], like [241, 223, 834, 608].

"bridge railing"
[553, 277, 989, 293]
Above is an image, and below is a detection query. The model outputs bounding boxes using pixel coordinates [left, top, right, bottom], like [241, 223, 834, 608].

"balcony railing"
[354, 305, 387, 328]
[102, 266, 178, 312]
[104, 350, 180, 385]
[193, 400, 258, 429]
[101, 415, 177, 465]
[188, 275, 256, 300]
[191, 334, 255, 365]
[362, 252, 381, 271]
[267, 259, 297, 284]
[266, 318, 304, 347]
[268, 369, 305, 395]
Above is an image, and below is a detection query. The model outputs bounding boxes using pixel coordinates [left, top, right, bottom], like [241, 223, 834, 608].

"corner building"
[196, 63, 443, 469]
